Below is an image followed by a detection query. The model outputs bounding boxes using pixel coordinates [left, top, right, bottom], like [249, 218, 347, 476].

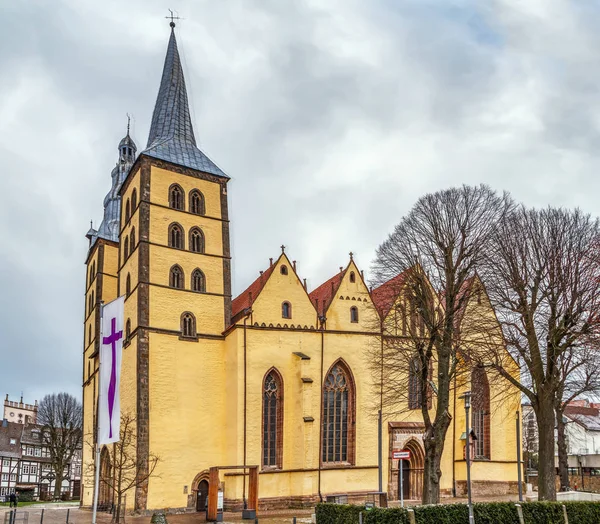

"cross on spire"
[165, 9, 181, 28]
[349, 251, 354, 260]
[280, 244, 286, 253]
[126, 113, 131, 135]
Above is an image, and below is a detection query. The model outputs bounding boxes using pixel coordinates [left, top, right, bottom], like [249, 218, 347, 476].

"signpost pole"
[400, 459, 404, 508]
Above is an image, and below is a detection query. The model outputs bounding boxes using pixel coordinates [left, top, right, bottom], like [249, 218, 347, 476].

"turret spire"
[142, 23, 227, 177]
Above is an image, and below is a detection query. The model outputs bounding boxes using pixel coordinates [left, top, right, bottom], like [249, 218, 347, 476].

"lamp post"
[460, 391, 475, 524]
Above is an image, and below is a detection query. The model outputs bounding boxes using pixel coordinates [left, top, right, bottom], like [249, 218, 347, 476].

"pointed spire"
[142, 24, 227, 178]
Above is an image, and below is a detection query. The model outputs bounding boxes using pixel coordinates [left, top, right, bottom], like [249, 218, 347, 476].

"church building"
[82, 23, 521, 513]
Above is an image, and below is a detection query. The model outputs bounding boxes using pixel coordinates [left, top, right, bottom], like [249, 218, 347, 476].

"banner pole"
[92, 302, 105, 524]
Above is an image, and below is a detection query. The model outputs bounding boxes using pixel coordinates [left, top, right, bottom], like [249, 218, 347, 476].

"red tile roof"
[371, 269, 412, 318]
[231, 264, 276, 320]
[309, 270, 346, 316]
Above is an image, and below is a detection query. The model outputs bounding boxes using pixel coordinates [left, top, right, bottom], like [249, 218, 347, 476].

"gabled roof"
[565, 405, 600, 432]
[309, 269, 346, 317]
[142, 27, 227, 178]
[0, 421, 23, 458]
[371, 269, 410, 319]
[231, 264, 276, 320]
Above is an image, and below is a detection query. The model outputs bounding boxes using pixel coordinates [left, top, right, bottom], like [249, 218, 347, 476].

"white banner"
[98, 296, 125, 445]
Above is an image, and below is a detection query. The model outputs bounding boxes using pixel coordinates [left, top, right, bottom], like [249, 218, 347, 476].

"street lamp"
[460, 391, 475, 524]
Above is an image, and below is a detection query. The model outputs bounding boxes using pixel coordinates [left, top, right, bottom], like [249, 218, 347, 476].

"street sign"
[392, 450, 411, 460]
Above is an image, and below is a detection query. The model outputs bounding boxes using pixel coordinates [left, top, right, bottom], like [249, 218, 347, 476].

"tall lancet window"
[322, 361, 355, 464]
[263, 369, 283, 469]
[170, 265, 184, 289]
[131, 189, 137, 211]
[191, 269, 206, 293]
[189, 227, 205, 253]
[169, 223, 184, 249]
[190, 190, 205, 215]
[181, 312, 196, 338]
[472, 367, 491, 459]
[169, 184, 184, 210]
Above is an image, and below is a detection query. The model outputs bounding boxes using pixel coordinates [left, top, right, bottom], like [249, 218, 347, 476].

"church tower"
[81, 21, 232, 511]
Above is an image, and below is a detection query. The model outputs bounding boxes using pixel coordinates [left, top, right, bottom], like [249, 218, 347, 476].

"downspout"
[317, 302, 325, 502]
[379, 319, 384, 496]
[242, 310, 251, 509]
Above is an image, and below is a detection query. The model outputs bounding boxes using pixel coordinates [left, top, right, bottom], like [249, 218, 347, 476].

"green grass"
[0, 501, 48, 507]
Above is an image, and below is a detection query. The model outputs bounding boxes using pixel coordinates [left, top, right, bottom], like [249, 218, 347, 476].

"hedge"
[316, 501, 600, 524]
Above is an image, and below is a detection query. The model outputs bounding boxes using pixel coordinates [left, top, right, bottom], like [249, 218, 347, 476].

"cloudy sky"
[1, 0, 600, 402]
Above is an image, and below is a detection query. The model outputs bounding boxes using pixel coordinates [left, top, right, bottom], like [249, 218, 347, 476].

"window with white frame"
[34, 448, 40, 457]
[30, 465, 37, 475]
[9, 439, 15, 445]
[2, 473, 8, 481]
[2, 459, 9, 467]
[23, 465, 30, 474]
[10, 474, 16, 481]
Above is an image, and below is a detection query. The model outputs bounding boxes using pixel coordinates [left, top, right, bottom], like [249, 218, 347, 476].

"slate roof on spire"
[142, 27, 227, 178]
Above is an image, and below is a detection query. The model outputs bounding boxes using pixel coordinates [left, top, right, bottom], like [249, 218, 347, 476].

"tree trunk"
[422, 416, 451, 504]
[555, 404, 570, 492]
[536, 398, 557, 501]
[53, 468, 64, 500]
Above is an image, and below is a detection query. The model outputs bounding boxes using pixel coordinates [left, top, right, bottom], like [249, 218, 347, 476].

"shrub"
[316, 500, 600, 524]
[315, 503, 365, 524]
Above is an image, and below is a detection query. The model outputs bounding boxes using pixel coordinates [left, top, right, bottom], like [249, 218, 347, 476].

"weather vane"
[165, 9, 182, 28]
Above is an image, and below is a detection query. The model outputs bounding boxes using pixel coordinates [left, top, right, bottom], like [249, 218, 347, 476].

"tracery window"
[350, 306, 359, 323]
[169, 223, 184, 249]
[189, 227, 205, 253]
[170, 265, 184, 289]
[131, 189, 137, 211]
[472, 367, 491, 459]
[262, 369, 283, 468]
[181, 312, 196, 338]
[169, 184, 184, 210]
[282, 301, 292, 319]
[189, 190, 205, 215]
[322, 361, 355, 464]
[408, 356, 423, 410]
[191, 269, 206, 293]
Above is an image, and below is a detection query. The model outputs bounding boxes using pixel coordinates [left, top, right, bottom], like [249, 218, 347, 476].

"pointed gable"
[231, 263, 276, 322]
[142, 27, 227, 178]
[371, 269, 411, 319]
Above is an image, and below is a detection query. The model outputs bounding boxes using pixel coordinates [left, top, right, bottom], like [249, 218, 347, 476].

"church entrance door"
[196, 480, 209, 512]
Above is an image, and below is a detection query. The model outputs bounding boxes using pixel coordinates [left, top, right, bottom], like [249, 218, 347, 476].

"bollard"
[359, 512, 363, 524]
[562, 504, 569, 524]
[66, 509, 70, 524]
[515, 504, 525, 524]
[407, 508, 416, 524]
[40, 509, 44, 524]
[293, 518, 297, 524]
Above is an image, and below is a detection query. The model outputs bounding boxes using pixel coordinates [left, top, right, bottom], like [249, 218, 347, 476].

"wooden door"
[196, 480, 209, 512]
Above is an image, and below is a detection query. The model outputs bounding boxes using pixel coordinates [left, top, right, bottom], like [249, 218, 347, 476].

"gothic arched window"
[181, 312, 196, 338]
[189, 190, 205, 215]
[169, 184, 184, 210]
[130, 227, 136, 250]
[123, 236, 129, 260]
[189, 227, 205, 253]
[472, 367, 491, 459]
[408, 356, 423, 410]
[262, 369, 283, 469]
[322, 361, 355, 464]
[126, 273, 131, 296]
[126, 319, 131, 340]
[350, 306, 358, 323]
[125, 199, 131, 223]
[131, 189, 137, 211]
[88, 325, 92, 345]
[170, 265, 184, 289]
[191, 269, 206, 293]
[282, 302, 291, 319]
[168, 223, 184, 249]
[349, 271, 356, 283]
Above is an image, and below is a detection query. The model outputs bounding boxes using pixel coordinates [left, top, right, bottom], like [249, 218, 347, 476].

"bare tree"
[37, 393, 82, 499]
[479, 206, 600, 500]
[86, 412, 159, 523]
[371, 185, 512, 504]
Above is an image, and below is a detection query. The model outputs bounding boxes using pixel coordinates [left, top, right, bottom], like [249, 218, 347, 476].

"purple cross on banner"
[103, 317, 122, 439]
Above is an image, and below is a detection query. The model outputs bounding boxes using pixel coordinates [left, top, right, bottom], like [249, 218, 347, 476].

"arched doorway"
[400, 439, 425, 501]
[398, 459, 410, 500]
[196, 479, 209, 512]
[99, 447, 113, 509]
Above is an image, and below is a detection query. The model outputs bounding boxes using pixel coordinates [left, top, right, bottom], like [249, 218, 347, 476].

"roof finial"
[165, 9, 181, 29]
[349, 251, 354, 261]
[126, 113, 131, 136]
[281, 244, 286, 253]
